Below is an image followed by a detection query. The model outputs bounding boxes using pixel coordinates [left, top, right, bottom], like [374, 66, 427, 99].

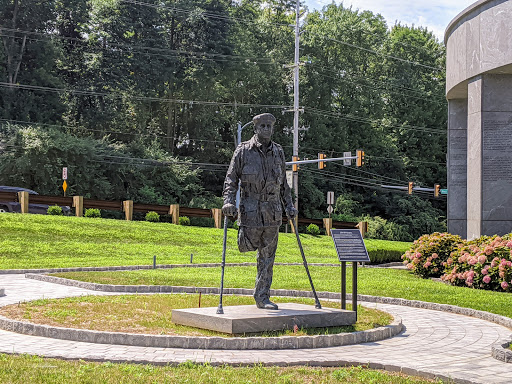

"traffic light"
[434, 184, 440, 198]
[292, 156, 299, 172]
[356, 150, 365, 167]
[408, 182, 414, 195]
[318, 153, 326, 169]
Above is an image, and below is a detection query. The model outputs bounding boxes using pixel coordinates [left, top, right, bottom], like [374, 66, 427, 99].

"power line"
[307, 63, 446, 102]
[0, 142, 229, 171]
[306, 0, 443, 52]
[304, 106, 446, 134]
[124, 0, 445, 72]
[0, 29, 282, 66]
[119, 0, 293, 28]
[2, 138, 444, 195]
[306, 169, 445, 200]
[99, 154, 228, 168]
[300, 148, 445, 167]
[0, 82, 292, 110]
[124, 0, 443, 68]
[314, 167, 407, 187]
[0, 118, 300, 150]
[315, 34, 444, 71]
[368, 155, 445, 166]
[310, 70, 445, 105]
[298, 150, 445, 188]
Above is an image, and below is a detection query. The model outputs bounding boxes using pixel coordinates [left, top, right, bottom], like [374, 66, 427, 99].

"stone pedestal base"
[172, 303, 356, 334]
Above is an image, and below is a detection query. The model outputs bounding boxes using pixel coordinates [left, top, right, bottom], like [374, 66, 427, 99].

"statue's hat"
[253, 113, 276, 125]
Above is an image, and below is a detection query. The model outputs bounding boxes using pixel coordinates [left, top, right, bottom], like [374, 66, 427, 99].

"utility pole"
[292, 0, 301, 211]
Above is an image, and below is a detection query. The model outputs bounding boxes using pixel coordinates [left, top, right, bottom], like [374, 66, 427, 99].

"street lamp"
[237, 120, 253, 147]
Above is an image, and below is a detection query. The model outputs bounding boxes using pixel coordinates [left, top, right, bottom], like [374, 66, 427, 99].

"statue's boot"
[256, 299, 278, 310]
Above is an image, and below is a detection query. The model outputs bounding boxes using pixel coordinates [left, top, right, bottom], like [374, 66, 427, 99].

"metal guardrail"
[0, 192, 362, 232]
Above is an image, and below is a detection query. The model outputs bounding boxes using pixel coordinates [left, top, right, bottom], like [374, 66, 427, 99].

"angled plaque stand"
[330, 229, 370, 319]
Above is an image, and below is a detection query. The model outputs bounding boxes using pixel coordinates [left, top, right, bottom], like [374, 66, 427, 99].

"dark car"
[0, 186, 71, 215]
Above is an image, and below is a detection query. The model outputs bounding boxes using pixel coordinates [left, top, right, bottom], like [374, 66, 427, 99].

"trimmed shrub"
[84, 208, 101, 218]
[368, 249, 405, 264]
[306, 223, 320, 236]
[47, 205, 63, 216]
[145, 211, 160, 223]
[364, 216, 408, 242]
[402, 232, 463, 278]
[179, 216, 190, 226]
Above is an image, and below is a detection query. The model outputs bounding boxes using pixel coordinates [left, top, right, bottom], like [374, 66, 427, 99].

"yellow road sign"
[63, 180, 68, 192]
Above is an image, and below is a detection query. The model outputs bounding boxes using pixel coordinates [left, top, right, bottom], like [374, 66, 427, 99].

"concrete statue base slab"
[172, 303, 356, 334]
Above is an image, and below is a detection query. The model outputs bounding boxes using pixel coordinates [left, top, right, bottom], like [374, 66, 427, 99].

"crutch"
[289, 216, 322, 309]
[216, 215, 229, 314]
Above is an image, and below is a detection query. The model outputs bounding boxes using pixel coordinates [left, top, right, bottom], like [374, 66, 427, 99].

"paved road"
[0, 274, 511, 384]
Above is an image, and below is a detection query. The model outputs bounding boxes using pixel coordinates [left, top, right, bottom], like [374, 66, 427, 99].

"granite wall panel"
[467, 77, 483, 239]
[447, 99, 468, 238]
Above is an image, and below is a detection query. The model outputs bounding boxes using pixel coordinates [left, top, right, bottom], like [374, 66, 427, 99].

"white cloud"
[305, 0, 476, 40]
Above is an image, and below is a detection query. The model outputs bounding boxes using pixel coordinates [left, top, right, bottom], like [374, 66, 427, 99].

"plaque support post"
[341, 261, 346, 310]
[352, 261, 358, 319]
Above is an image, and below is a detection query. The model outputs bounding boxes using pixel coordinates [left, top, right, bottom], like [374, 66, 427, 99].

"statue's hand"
[286, 206, 298, 219]
[222, 203, 237, 218]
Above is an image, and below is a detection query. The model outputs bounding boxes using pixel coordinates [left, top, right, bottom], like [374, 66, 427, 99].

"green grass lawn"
[0, 355, 447, 384]
[0, 214, 410, 269]
[55, 265, 512, 319]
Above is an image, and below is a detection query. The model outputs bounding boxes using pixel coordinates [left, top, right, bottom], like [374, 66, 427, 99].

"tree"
[0, 0, 65, 123]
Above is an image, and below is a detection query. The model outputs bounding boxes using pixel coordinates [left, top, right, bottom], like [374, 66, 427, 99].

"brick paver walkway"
[1, 274, 511, 384]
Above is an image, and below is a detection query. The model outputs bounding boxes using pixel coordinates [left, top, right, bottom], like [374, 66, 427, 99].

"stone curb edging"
[0, 263, 258, 275]
[0, 313, 403, 350]
[23, 273, 512, 331]
[492, 339, 512, 363]
[0, 262, 406, 275]
[1, 274, 404, 350]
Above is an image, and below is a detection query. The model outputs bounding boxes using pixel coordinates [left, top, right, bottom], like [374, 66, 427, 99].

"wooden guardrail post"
[357, 221, 368, 238]
[290, 217, 297, 233]
[169, 204, 179, 225]
[323, 218, 333, 237]
[18, 191, 29, 214]
[211, 208, 222, 229]
[123, 200, 133, 221]
[73, 196, 83, 217]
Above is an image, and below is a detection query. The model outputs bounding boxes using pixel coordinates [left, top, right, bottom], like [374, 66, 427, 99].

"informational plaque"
[331, 229, 370, 263]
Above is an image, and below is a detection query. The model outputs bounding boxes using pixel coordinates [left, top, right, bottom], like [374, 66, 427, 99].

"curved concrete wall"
[446, 0, 512, 99]
[445, 0, 512, 239]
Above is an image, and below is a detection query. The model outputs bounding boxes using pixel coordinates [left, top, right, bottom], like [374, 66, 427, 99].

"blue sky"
[304, 0, 476, 41]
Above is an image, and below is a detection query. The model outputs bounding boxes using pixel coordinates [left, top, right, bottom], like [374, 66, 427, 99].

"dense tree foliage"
[0, 1, 448, 239]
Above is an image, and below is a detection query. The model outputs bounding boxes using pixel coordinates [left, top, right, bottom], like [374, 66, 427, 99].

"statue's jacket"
[223, 135, 294, 227]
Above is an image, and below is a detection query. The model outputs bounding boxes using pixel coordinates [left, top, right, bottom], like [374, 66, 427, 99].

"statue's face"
[255, 121, 274, 141]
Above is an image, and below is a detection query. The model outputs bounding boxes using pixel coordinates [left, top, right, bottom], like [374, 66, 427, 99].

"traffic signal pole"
[286, 154, 358, 167]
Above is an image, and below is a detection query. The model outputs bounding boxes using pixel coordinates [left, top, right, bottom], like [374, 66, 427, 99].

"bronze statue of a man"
[222, 113, 297, 310]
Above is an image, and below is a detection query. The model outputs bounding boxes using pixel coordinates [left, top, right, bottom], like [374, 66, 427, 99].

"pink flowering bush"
[401, 232, 462, 278]
[404, 232, 512, 293]
[441, 235, 512, 292]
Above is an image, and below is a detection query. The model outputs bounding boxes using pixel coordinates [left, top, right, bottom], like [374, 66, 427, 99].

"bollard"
[190, 253, 193, 264]
[153, 255, 156, 269]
